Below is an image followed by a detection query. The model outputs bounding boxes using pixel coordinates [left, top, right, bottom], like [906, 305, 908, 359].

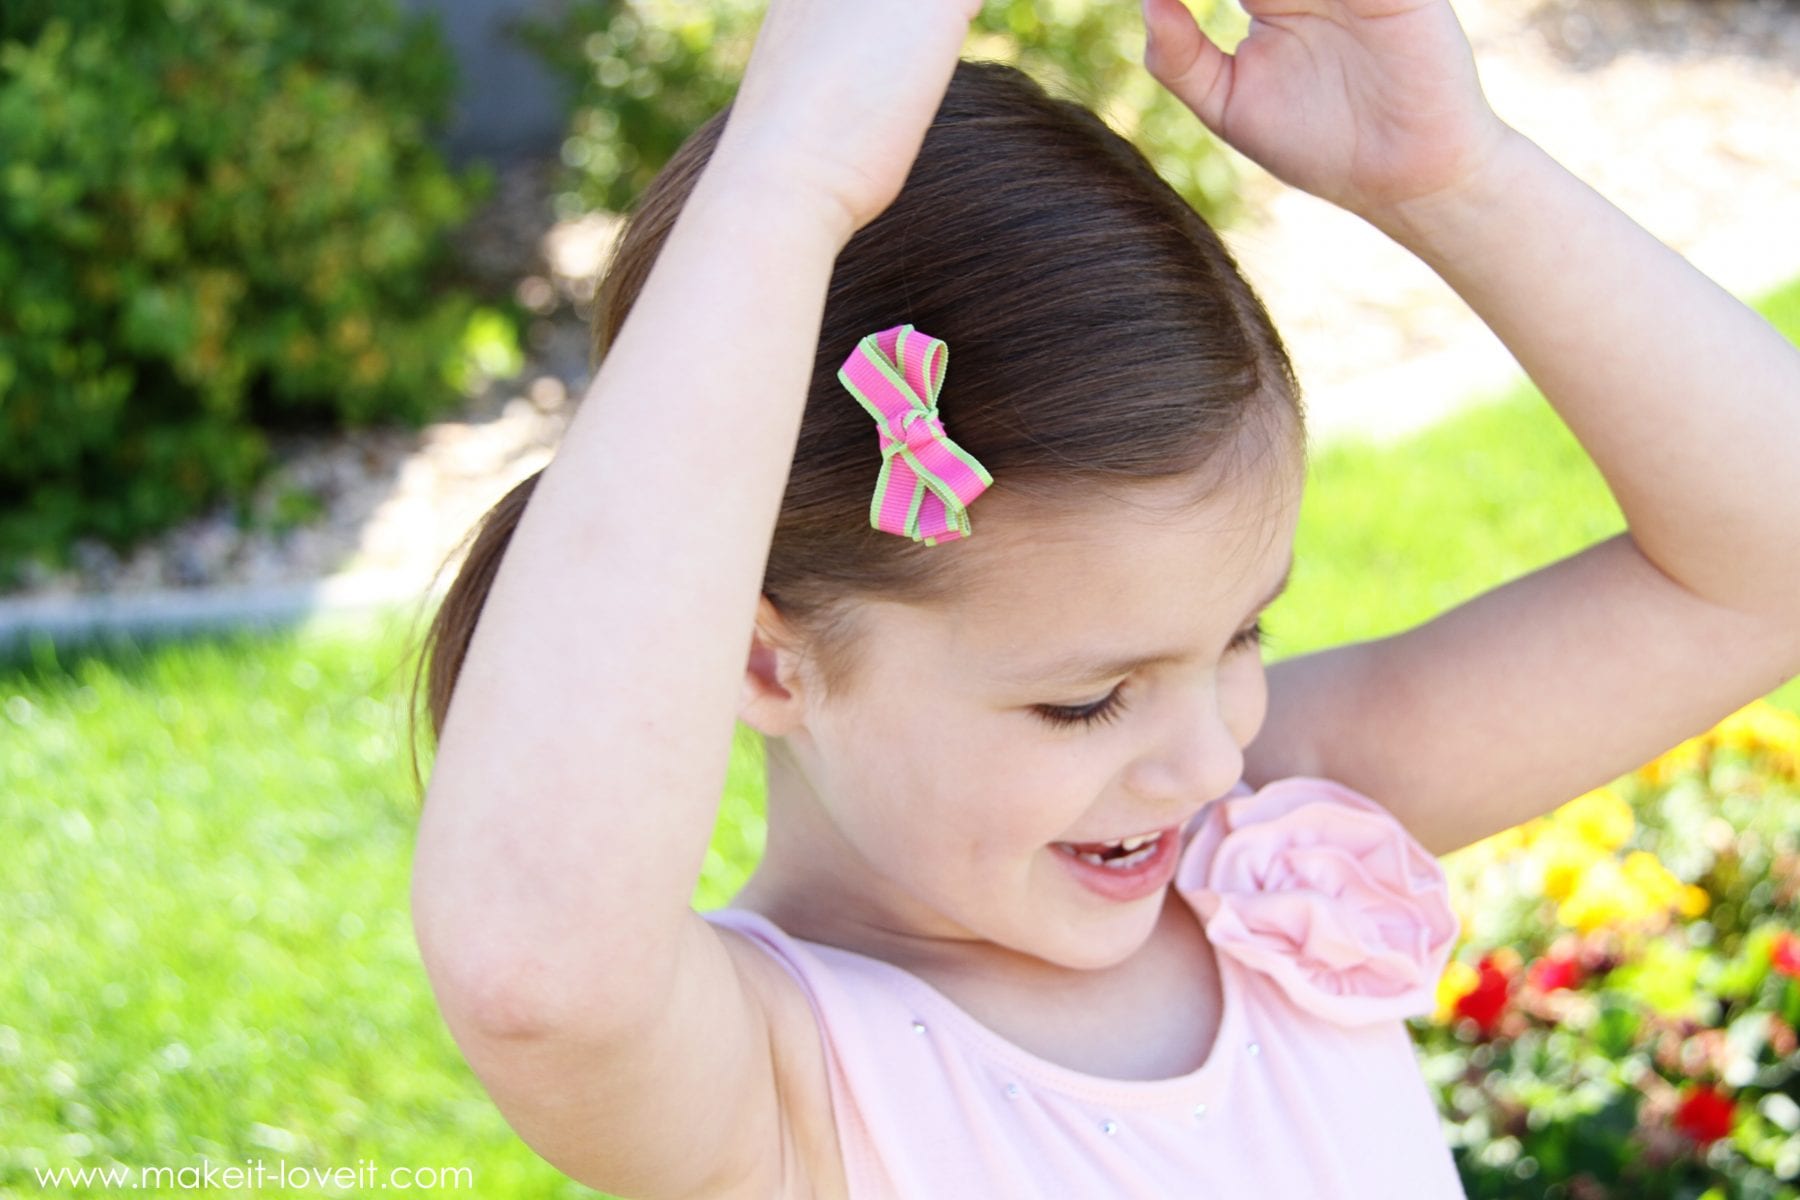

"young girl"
[407, 0, 1800, 1194]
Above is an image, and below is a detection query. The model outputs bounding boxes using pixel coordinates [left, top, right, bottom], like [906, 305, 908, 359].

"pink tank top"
[702, 775, 1469, 1199]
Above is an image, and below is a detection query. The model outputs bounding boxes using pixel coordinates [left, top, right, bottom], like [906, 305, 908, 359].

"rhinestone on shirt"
[1004, 1083, 1022, 1099]
[1193, 1102, 1209, 1120]
[1246, 1041, 1261, 1056]
[1100, 1119, 1120, 1136]
[911, 1020, 928, 1035]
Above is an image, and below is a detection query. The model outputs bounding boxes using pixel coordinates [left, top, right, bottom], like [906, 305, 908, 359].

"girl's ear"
[738, 594, 811, 738]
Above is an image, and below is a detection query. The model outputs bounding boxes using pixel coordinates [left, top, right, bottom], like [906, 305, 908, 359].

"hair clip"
[836, 324, 994, 546]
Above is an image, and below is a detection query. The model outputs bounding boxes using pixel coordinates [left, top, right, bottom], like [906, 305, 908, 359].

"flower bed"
[1418, 699, 1800, 1197]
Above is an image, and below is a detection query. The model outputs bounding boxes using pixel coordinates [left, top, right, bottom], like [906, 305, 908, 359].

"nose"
[1123, 685, 1246, 812]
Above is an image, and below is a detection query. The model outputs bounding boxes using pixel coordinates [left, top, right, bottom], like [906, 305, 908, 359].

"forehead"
[866, 461, 1303, 675]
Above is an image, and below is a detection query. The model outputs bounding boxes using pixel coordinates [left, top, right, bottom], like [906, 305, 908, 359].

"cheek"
[826, 723, 975, 854]
[878, 721, 1076, 863]
[821, 694, 1101, 863]
[1225, 662, 1272, 745]
[959, 722, 1116, 848]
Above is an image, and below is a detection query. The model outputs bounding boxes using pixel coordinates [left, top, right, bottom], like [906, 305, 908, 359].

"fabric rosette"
[1175, 776, 1461, 1025]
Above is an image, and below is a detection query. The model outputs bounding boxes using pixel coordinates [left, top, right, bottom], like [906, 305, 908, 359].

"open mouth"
[1051, 829, 1166, 870]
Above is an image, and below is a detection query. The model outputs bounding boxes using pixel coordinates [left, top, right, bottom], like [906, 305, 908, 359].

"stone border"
[0, 569, 449, 653]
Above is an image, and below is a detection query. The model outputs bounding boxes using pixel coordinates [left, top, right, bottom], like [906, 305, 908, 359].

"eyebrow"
[993, 555, 1296, 685]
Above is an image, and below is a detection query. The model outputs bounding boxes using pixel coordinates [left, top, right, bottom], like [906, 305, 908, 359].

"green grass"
[3, 275, 1797, 1196]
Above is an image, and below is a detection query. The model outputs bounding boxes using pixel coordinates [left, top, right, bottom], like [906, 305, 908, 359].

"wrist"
[698, 133, 862, 254]
[1362, 124, 1541, 259]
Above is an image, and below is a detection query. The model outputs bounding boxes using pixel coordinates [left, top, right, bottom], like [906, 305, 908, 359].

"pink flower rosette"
[1175, 776, 1461, 1026]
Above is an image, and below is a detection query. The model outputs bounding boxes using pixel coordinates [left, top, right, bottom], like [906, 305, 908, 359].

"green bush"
[0, 0, 499, 589]
[518, 0, 1246, 226]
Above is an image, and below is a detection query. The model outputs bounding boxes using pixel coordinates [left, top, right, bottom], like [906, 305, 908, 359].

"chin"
[1051, 917, 1158, 972]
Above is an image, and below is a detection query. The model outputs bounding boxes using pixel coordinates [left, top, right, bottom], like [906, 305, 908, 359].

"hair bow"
[835, 324, 994, 546]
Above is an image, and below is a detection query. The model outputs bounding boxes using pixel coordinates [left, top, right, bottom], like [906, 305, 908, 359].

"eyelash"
[1030, 621, 1271, 731]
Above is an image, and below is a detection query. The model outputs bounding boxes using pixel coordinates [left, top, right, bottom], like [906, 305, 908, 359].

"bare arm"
[1278, 134, 1800, 857]
[410, 152, 851, 1033]
[405, 4, 980, 1191]
[1147, 0, 1800, 855]
[1373, 128, 1800, 622]
[1146, 0, 1800, 603]
[1257, 140, 1800, 855]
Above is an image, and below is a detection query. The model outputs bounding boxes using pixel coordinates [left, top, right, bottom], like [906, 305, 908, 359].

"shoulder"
[704, 910, 851, 1200]
[1174, 775, 1462, 1026]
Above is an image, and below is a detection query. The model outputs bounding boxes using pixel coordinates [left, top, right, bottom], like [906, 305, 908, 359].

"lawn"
[3, 275, 1797, 1197]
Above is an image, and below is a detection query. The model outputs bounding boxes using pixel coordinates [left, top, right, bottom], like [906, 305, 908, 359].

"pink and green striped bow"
[835, 324, 994, 546]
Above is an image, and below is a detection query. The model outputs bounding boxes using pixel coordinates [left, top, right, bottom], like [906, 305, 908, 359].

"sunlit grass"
[3, 276, 1796, 1197]
[0, 615, 585, 1196]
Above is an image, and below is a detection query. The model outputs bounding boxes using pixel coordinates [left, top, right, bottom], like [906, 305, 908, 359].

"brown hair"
[405, 58, 1303, 800]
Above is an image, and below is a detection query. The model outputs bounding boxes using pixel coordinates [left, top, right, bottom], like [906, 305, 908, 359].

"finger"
[1141, 0, 1234, 135]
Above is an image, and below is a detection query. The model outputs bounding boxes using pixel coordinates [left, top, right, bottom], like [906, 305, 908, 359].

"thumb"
[1142, 0, 1234, 135]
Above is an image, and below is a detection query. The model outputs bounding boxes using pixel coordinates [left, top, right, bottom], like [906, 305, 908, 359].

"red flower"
[1526, 952, 1584, 993]
[1672, 1082, 1736, 1145]
[1771, 931, 1800, 981]
[1454, 953, 1513, 1036]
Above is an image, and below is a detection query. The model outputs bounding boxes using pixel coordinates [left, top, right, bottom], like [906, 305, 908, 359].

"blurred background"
[2, 0, 1797, 1195]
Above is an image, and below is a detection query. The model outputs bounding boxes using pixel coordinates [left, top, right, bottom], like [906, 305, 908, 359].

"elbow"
[424, 951, 670, 1050]
[409, 835, 682, 1042]
[413, 910, 670, 1045]
[411, 828, 557, 1040]
[414, 925, 564, 1043]
[412, 889, 564, 1042]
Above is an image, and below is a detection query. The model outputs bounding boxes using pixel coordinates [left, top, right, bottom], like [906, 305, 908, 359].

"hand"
[709, 0, 984, 244]
[1140, 0, 1513, 222]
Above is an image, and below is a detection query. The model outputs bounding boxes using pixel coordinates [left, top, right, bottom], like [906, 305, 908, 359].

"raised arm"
[1369, 130, 1800, 619]
[1263, 130, 1800, 856]
[412, 0, 979, 1036]
[1143, 0, 1800, 589]
[406, 156, 854, 1200]
[407, 3, 980, 1194]
[1144, 0, 1800, 855]
[410, 153, 847, 1029]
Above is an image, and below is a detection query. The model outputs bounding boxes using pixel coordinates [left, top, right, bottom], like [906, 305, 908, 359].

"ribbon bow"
[835, 324, 994, 546]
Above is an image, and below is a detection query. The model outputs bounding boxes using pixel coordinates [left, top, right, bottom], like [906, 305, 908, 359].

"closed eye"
[1029, 621, 1271, 730]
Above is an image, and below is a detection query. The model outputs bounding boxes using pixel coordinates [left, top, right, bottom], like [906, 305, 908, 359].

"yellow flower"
[1637, 735, 1709, 788]
[1710, 700, 1800, 767]
[1616, 851, 1710, 920]
[1557, 858, 1651, 933]
[1434, 958, 1480, 1024]
[1621, 850, 1684, 910]
[1678, 883, 1711, 918]
[1553, 786, 1636, 852]
[1535, 827, 1609, 903]
[1774, 747, 1800, 781]
[1736, 701, 1800, 778]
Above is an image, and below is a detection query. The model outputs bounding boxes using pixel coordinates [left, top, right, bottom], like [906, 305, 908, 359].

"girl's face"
[740, 448, 1305, 978]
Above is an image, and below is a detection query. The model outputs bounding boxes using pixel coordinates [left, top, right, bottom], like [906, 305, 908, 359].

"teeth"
[1058, 831, 1165, 870]
[1096, 842, 1157, 869]
[1053, 829, 1166, 870]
